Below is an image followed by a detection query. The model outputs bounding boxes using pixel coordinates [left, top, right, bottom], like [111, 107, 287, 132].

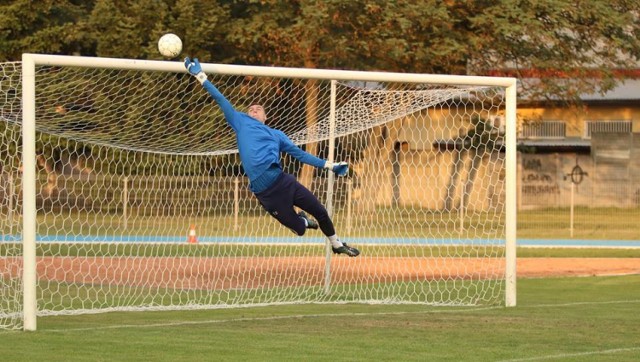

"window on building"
[520, 120, 566, 139]
[583, 120, 632, 139]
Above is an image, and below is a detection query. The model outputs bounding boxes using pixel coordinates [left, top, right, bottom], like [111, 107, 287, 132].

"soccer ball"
[158, 33, 182, 58]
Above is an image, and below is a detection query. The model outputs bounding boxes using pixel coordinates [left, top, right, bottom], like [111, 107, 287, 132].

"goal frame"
[20, 53, 518, 331]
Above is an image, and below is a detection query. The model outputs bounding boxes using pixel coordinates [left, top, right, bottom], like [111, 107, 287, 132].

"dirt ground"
[12, 257, 638, 290]
[2, 257, 639, 290]
[517, 258, 640, 278]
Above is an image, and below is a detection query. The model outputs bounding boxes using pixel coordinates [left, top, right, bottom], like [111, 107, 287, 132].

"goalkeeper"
[184, 57, 359, 257]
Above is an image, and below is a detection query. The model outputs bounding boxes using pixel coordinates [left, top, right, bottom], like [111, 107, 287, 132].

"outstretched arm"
[277, 131, 349, 176]
[184, 57, 239, 131]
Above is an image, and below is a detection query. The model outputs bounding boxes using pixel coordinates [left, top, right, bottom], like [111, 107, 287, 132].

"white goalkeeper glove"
[324, 161, 349, 176]
[184, 57, 207, 84]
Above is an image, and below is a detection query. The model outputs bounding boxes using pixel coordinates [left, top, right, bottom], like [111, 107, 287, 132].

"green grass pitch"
[1, 274, 639, 361]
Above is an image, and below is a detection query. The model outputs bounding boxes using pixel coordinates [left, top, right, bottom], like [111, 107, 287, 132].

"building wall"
[517, 104, 640, 137]
[349, 102, 640, 212]
[349, 106, 504, 211]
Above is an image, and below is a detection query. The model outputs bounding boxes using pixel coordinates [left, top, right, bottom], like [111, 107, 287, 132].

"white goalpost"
[1, 54, 517, 331]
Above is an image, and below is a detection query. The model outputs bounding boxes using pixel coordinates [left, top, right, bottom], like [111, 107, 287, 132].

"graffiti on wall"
[521, 157, 560, 197]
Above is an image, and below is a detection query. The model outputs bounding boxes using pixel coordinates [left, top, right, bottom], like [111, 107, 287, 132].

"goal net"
[1, 55, 516, 330]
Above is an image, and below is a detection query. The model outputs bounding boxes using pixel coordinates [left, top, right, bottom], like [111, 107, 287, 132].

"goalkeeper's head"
[248, 104, 267, 123]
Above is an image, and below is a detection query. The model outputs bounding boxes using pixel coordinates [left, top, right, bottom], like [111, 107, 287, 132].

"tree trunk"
[298, 79, 318, 189]
[391, 142, 401, 207]
[444, 149, 465, 211]
[463, 150, 484, 209]
[298, 59, 319, 189]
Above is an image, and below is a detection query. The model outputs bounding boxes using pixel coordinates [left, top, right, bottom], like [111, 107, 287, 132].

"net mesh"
[1, 59, 508, 329]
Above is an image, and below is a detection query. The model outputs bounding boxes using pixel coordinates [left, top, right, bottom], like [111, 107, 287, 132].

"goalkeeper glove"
[184, 57, 207, 84]
[324, 161, 349, 176]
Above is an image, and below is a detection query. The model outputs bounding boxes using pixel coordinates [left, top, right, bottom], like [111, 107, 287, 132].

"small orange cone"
[187, 224, 198, 244]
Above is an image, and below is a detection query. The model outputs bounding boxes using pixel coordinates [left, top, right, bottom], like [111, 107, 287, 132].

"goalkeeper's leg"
[255, 173, 307, 236]
[291, 177, 360, 257]
[255, 173, 359, 257]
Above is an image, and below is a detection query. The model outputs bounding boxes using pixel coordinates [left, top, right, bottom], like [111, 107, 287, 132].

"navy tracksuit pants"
[255, 173, 335, 236]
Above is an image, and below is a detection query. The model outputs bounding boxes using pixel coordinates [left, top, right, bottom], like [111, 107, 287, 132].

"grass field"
[4, 206, 638, 241]
[1, 273, 639, 361]
[2, 205, 639, 361]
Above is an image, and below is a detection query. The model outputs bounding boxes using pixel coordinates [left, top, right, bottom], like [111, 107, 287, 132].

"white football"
[158, 33, 182, 58]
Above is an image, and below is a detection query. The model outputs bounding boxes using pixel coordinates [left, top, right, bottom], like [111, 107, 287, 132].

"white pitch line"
[36, 299, 640, 334]
[499, 347, 640, 362]
[44, 306, 500, 333]
[525, 299, 640, 308]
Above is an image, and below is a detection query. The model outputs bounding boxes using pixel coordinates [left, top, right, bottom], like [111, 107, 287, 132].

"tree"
[223, 0, 639, 194]
[1, 0, 638, 98]
[84, 0, 168, 59]
[2, 0, 639, 180]
[225, 0, 639, 99]
[463, 0, 640, 101]
[85, 0, 231, 60]
[0, 0, 93, 61]
[443, 116, 503, 211]
[224, 0, 454, 186]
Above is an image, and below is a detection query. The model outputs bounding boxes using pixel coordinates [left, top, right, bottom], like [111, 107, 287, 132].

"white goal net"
[1, 55, 516, 330]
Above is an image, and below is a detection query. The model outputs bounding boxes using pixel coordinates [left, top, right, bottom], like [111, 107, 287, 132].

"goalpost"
[2, 54, 516, 331]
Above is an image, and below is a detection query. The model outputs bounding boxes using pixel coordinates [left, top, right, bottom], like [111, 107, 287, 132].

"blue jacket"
[202, 80, 326, 193]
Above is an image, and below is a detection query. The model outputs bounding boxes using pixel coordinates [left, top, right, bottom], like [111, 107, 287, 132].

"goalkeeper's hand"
[184, 57, 207, 84]
[324, 161, 349, 176]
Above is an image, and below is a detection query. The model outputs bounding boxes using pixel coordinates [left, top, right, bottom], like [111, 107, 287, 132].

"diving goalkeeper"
[184, 57, 359, 257]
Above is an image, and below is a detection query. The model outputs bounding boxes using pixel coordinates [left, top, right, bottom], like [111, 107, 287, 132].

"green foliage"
[85, 0, 231, 60]
[2, 0, 638, 100]
[2, 0, 640, 171]
[468, 0, 640, 100]
[86, 0, 167, 58]
[225, 0, 455, 72]
[0, 0, 92, 60]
